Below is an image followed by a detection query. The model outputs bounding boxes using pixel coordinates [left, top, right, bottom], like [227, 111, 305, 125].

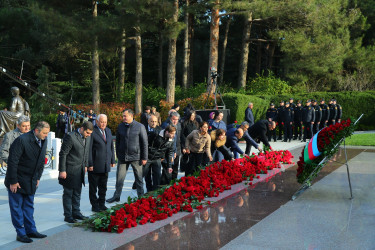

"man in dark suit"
[5, 121, 50, 243]
[58, 121, 93, 223]
[88, 114, 115, 212]
[107, 109, 148, 203]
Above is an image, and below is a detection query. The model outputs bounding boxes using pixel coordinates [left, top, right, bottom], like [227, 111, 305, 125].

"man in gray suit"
[58, 121, 93, 223]
[0, 115, 30, 164]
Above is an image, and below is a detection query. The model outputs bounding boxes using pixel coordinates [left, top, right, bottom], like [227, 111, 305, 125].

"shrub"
[246, 72, 292, 95]
[74, 102, 134, 133]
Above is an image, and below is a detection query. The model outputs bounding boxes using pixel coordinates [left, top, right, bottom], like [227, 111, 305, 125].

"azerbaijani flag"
[304, 131, 322, 164]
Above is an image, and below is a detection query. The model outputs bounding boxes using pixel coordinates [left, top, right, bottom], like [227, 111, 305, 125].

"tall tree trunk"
[134, 26, 142, 114]
[219, 17, 231, 86]
[207, 0, 220, 94]
[92, 1, 100, 112]
[188, 11, 194, 87]
[166, 0, 179, 103]
[157, 28, 163, 88]
[256, 40, 261, 74]
[238, 12, 252, 90]
[182, 0, 190, 89]
[118, 28, 126, 99]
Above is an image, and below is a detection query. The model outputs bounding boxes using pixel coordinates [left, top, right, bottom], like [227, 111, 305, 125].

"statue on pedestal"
[0, 87, 30, 137]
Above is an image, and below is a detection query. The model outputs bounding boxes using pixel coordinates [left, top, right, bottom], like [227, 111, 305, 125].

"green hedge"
[223, 91, 375, 130]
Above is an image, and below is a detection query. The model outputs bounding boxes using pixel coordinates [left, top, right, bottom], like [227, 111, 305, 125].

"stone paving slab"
[222, 151, 375, 250]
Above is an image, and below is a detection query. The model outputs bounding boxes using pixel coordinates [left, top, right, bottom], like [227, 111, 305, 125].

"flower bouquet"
[296, 119, 356, 185]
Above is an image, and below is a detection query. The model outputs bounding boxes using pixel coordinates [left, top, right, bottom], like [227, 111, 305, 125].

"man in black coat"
[107, 109, 148, 203]
[334, 99, 342, 123]
[248, 120, 276, 150]
[266, 103, 277, 142]
[5, 121, 50, 243]
[328, 99, 337, 126]
[140, 106, 151, 128]
[281, 102, 294, 142]
[276, 100, 285, 140]
[302, 99, 315, 142]
[293, 101, 303, 140]
[58, 121, 93, 223]
[88, 114, 115, 212]
[312, 100, 322, 134]
[145, 125, 176, 190]
[319, 98, 330, 130]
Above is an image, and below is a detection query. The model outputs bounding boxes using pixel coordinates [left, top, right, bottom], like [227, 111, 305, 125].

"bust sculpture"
[0, 87, 30, 137]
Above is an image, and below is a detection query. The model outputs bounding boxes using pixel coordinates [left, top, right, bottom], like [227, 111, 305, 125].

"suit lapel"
[94, 127, 106, 143]
[75, 131, 85, 147]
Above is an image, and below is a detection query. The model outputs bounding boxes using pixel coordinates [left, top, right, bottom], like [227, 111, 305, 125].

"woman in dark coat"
[210, 129, 233, 162]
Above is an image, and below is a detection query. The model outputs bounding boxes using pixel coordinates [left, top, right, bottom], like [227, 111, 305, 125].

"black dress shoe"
[27, 232, 47, 238]
[106, 197, 120, 203]
[99, 205, 108, 211]
[92, 207, 101, 212]
[17, 235, 33, 243]
[73, 214, 88, 220]
[64, 217, 78, 223]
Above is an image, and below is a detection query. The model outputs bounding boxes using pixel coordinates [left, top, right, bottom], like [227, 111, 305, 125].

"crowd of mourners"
[0, 97, 343, 243]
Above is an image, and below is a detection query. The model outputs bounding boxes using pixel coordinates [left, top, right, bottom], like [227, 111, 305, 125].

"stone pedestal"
[52, 138, 61, 169]
[47, 132, 55, 151]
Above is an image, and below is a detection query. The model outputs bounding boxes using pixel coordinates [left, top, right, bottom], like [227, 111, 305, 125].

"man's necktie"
[101, 129, 106, 142]
[37, 139, 42, 148]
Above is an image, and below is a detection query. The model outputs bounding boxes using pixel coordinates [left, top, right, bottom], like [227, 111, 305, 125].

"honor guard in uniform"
[289, 98, 296, 110]
[293, 101, 303, 140]
[328, 99, 337, 126]
[302, 99, 315, 142]
[319, 98, 330, 130]
[276, 100, 285, 140]
[266, 103, 277, 142]
[281, 102, 294, 142]
[333, 99, 342, 123]
[312, 100, 322, 135]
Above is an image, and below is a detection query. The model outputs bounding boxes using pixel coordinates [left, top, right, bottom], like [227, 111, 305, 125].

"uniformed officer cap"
[285, 102, 290, 105]
[270, 103, 274, 106]
[311, 99, 316, 103]
[331, 98, 336, 101]
[289, 98, 293, 100]
[306, 99, 311, 103]
[320, 98, 325, 101]
[279, 100, 284, 104]
[297, 100, 301, 104]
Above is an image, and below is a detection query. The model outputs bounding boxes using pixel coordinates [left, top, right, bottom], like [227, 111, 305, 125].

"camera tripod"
[204, 67, 226, 110]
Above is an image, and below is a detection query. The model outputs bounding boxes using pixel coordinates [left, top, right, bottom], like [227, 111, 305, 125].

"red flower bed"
[89, 150, 293, 233]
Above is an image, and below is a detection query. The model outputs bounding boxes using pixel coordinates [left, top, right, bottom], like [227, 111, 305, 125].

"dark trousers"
[303, 122, 313, 140]
[62, 185, 82, 218]
[277, 122, 283, 139]
[294, 122, 302, 139]
[268, 129, 276, 141]
[143, 159, 162, 192]
[328, 119, 336, 126]
[319, 121, 328, 130]
[283, 122, 292, 141]
[172, 151, 181, 180]
[88, 172, 108, 209]
[160, 161, 173, 186]
[245, 141, 252, 155]
[113, 161, 143, 198]
[313, 122, 320, 135]
[185, 152, 204, 176]
[8, 190, 37, 237]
